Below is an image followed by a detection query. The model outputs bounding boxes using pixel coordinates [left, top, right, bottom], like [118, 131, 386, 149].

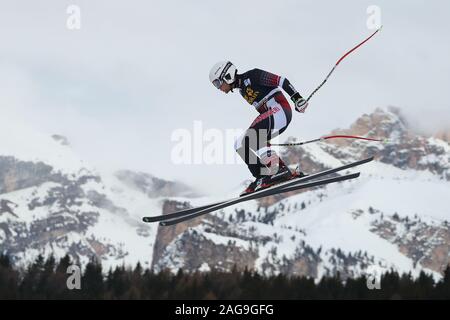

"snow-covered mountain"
[1, 106, 449, 280]
[0, 120, 197, 270]
[151, 107, 450, 280]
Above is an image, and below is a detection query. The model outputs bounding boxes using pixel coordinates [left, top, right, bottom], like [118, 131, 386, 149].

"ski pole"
[269, 135, 388, 147]
[306, 26, 383, 102]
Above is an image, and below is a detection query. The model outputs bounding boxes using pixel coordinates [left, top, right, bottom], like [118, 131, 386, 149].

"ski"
[160, 172, 360, 226]
[142, 156, 373, 223]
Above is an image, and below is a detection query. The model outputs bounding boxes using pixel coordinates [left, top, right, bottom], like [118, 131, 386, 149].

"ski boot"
[258, 160, 294, 190]
[240, 150, 307, 196]
[240, 160, 293, 196]
[240, 177, 263, 196]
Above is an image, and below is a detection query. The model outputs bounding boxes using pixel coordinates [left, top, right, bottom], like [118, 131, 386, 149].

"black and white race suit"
[234, 69, 300, 178]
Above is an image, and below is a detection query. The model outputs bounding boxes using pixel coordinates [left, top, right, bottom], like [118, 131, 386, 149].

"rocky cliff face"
[0, 157, 56, 194]
[433, 130, 450, 144]
[370, 211, 450, 273]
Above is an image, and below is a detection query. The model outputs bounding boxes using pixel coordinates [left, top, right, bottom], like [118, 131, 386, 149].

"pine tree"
[381, 269, 401, 299]
[393, 212, 400, 221]
[435, 264, 450, 299]
[56, 254, 72, 274]
[37, 255, 56, 298]
[0, 253, 19, 299]
[82, 258, 104, 299]
[0, 253, 11, 268]
[20, 254, 45, 299]
[415, 271, 434, 299]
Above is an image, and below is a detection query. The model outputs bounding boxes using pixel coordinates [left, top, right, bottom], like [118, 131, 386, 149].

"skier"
[209, 61, 309, 195]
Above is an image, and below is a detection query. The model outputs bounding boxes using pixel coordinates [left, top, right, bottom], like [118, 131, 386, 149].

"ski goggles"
[212, 78, 223, 89]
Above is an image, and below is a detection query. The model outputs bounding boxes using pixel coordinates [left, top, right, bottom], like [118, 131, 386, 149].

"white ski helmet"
[209, 61, 237, 89]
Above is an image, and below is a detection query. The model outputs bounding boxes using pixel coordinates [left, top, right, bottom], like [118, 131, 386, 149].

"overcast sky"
[1, 0, 449, 194]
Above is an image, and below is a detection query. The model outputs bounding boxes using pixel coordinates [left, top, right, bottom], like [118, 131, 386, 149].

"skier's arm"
[280, 78, 308, 113]
[257, 69, 309, 113]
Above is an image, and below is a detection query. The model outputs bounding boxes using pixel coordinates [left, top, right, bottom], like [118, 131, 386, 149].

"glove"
[291, 92, 308, 113]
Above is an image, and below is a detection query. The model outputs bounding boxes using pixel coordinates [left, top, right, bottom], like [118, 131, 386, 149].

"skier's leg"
[235, 132, 263, 178]
[235, 93, 292, 179]
[255, 94, 292, 176]
[235, 124, 272, 195]
[270, 93, 292, 137]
